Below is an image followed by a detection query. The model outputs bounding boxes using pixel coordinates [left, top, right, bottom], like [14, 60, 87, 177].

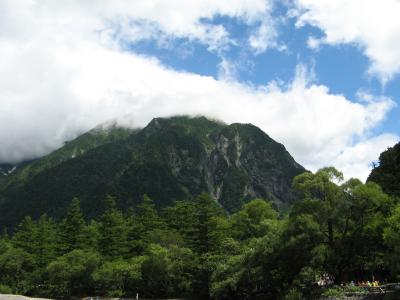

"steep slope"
[0, 160, 36, 185]
[368, 141, 400, 197]
[0, 116, 305, 229]
[0, 163, 17, 185]
[0, 123, 137, 189]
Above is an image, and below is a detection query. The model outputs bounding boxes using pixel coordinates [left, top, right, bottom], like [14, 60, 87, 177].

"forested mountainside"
[0, 123, 137, 186]
[0, 116, 305, 229]
[0, 161, 33, 184]
[368, 141, 400, 197]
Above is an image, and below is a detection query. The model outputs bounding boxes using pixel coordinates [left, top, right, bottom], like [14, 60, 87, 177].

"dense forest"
[1, 167, 399, 299]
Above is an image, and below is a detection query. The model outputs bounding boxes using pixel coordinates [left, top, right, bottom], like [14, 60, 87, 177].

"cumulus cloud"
[0, 0, 397, 181]
[292, 0, 400, 83]
[332, 134, 399, 181]
[0, 0, 273, 53]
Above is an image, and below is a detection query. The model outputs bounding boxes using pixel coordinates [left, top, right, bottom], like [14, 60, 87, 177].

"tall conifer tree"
[60, 197, 86, 253]
[98, 195, 128, 259]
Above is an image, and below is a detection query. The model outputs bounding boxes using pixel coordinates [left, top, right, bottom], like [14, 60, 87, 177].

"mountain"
[368, 141, 400, 197]
[0, 163, 17, 177]
[0, 163, 17, 185]
[1, 122, 136, 188]
[0, 116, 305, 229]
[0, 160, 34, 185]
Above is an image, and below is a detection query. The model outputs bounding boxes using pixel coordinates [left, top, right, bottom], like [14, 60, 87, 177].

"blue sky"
[1, 0, 399, 181]
[128, 4, 400, 137]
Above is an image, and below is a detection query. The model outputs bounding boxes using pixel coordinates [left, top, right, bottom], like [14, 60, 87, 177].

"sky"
[1, 0, 400, 181]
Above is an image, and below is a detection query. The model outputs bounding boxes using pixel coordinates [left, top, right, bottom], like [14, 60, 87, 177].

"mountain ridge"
[0, 116, 306, 229]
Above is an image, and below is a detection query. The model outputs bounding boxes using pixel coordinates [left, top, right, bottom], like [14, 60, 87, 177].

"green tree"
[191, 193, 225, 253]
[211, 220, 284, 299]
[81, 220, 101, 251]
[341, 181, 392, 281]
[136, 194, 165, 232]
[45, 249, 100, 297]
[293, 167, 344, 250]
[126, 195, 166, 254]
[59, 197, 86, 253]
[13, 215, 58, 268]
[141, 243, 195, 297]
[34, 214, 58, 268]
[0, 232, 11, 255]
[163, 200, 197, 239]
[93, 257, 144, 297]
[290, 168, 393, 283]
[141, 244, 172, 297]
[12, 216, 36, 255]
[0, 246, 34, 294]
[98, 195, 128, 259]
[190, 193, 226, 297]
[230, 198, 278, 241]
[384, 204, 400, 279]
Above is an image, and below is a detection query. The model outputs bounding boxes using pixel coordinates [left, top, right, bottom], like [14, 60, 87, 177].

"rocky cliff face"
[0, 116, 305, 229]
[205, 123, 304, 211]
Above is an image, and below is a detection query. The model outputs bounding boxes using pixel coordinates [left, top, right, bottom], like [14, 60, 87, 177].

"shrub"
[0, 284, 12, 294]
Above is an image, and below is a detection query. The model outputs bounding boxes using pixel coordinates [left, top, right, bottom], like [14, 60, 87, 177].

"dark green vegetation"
[0, 122, 136, 186]
[1, 167, 400, 299]
[368, 141, 400, 197]
[1, 117, 399, 299]
[0, 116, 305, 229]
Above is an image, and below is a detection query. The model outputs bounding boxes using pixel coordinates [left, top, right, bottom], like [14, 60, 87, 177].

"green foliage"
[59, 197, 86, 253]
[191, 193, 226, 253]
[230, 198, 278, 241]
[81, 220, 101, 251]
[0, 246, 33, 294]
[283, 288, 304, 300]
[135, 194, 166, 245]
[3, 125, 136, 187]
[12, 216, 36, 254]
[0, 170, 398, 300]
[289, 167, 393, 283]
[384, 205, 400, 278]
[321, 285, 367, 297]
[368, 142, 400, 197]
[35, 214, 58, 267]
[321, 287, 343, 297]
[141, 243, 195, 297]
[98, 195, 128, 259]
[0, 284, 12, 294]
[45, 249, 100, 297]
[162, 200, 198, 243]
[12, 214, 58, 268]
[92, 257, 144, 297]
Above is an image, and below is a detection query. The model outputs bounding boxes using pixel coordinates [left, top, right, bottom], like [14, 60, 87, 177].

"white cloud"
[217, 58, 239, 81]
[0, 0, 273, 53]
[307, 36, 321, 50]
[292, 0, 400, 83]
[332, 134, 399, 181]
[249, 19, 280, 54]
[0, 0, 397, 182]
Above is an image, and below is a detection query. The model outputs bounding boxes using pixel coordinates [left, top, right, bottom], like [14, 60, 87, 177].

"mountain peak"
[146, 115, 224, 130]
[0, 116, 305, 228]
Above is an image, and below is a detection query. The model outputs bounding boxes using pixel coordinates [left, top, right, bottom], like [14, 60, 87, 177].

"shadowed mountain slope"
[0, 116, 305, 229]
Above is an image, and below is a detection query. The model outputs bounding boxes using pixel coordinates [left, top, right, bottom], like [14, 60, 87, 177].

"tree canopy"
[0, 168, 398, 299]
